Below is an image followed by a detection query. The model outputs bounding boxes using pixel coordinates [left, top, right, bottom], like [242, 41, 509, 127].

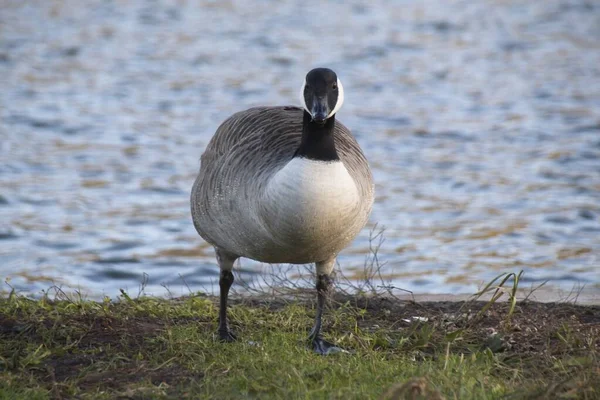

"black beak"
[311, 97, 329, 125]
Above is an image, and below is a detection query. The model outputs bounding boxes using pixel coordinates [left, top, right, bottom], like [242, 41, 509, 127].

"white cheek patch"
[327, 78, 344, 118]
[299, 78, 310, 114]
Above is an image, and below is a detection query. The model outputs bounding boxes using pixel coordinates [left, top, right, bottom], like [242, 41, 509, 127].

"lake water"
[1, 0, 599, 299]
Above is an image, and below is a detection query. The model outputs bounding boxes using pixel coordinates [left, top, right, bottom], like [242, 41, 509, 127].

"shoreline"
[3, 283, 599, 305]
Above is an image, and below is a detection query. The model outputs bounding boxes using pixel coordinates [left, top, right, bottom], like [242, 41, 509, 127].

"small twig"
[522, 279, 549, 302]
[178, 273, 193, 295]
[137, 272, 149, 298]
[377, 285, 415, 303]
[160, 283, 173, 299]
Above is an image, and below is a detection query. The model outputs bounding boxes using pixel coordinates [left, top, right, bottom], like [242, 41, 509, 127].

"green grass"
[0, 288, 598, 399]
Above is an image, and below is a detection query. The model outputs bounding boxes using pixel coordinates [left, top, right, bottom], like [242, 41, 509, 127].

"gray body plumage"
[190, 105, 374, 264]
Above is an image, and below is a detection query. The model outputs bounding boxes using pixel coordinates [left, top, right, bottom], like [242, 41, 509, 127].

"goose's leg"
[309, 258, 343, 355]
[215, 247, 238, 342]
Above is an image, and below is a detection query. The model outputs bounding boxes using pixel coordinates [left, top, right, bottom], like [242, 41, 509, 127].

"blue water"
[1, 0, 599, 299]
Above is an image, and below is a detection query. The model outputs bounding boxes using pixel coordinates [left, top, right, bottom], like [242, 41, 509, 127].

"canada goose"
[190, 67, 374, 354]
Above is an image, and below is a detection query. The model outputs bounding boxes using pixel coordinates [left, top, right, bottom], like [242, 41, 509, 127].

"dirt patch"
[237, 293, 600, 362]
[1, 310, 175, 396]
[349, 296, 600, 354]
[78, 363, 192, 390]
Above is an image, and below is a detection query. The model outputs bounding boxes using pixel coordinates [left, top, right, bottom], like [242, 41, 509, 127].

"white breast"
[259, 158, 361, 259]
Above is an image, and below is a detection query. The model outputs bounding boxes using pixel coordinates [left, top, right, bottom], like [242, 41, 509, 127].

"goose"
[190, 67, 374, 354]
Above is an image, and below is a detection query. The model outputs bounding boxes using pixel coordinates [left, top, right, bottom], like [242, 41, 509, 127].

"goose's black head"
[300, 68, 344, 125]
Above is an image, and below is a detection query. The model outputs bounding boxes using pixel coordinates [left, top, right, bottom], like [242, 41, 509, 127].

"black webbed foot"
[218, 329, 237, 343]
[310, 335, 346, 355]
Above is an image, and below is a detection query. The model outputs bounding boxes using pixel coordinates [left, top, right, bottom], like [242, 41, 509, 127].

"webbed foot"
[218, 329, 237, 343]
[310, 335, 347, 355]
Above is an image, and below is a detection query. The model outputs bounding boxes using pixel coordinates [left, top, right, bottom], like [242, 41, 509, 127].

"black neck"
[294, 111, 339, 161]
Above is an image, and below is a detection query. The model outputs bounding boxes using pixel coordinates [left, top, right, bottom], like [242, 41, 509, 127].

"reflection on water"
[1, 0, 599, 298]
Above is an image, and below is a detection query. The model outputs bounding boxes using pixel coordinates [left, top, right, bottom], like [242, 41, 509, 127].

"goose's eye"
[332, 83, 338, 90]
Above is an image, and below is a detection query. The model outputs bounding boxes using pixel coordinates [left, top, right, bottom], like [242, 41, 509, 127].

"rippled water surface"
[1, 0, 599, 298]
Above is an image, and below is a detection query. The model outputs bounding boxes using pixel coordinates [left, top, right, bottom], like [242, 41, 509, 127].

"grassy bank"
[0, 287, 599, 399]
